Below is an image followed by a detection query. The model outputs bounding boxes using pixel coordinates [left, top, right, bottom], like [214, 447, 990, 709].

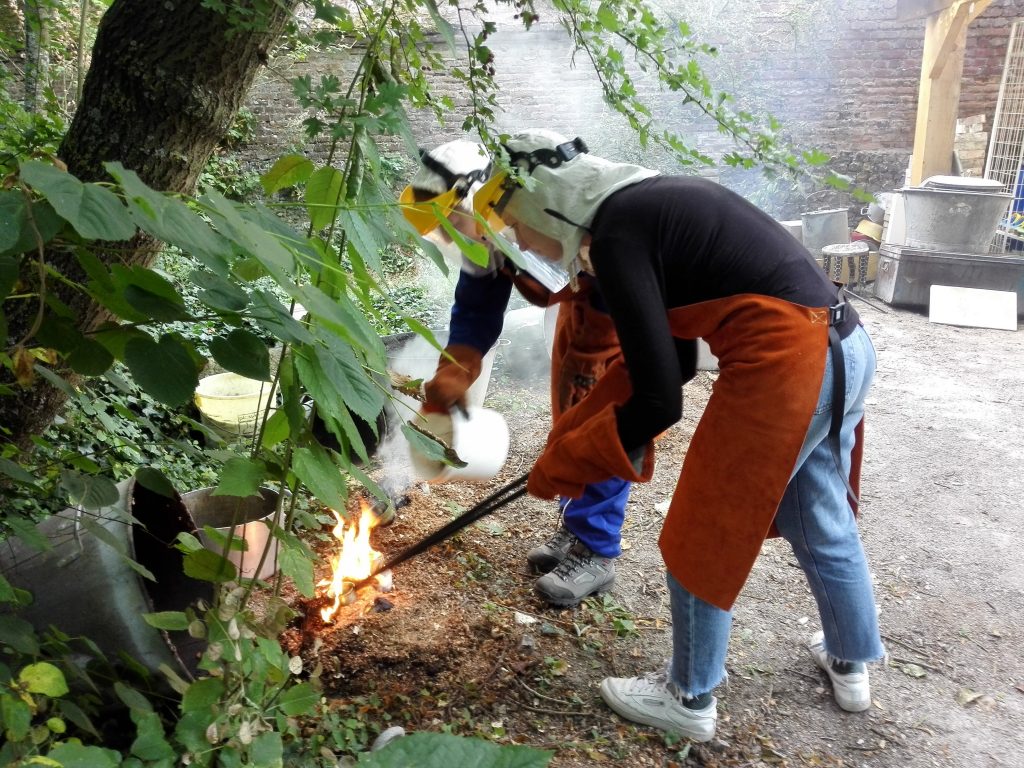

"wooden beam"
[909, 0, 994, 185]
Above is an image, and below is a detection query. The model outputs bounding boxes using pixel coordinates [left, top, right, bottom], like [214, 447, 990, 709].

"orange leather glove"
[528, 404, 654, 500]
[422, 344, 483, 414]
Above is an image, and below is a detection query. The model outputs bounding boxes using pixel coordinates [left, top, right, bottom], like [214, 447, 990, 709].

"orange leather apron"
[657, 294, 834, 611]
[549, 292, 622, 419]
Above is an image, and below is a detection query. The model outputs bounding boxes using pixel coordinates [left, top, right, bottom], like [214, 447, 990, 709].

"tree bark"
[2, 0, 296, 452]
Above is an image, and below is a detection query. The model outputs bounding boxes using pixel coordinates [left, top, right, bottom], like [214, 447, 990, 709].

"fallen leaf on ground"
[956, 688, 984, 706]
[901, 663, 927, 678]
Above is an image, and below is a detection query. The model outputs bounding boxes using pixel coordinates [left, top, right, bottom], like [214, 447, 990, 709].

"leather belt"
[826, 297, 858, 505]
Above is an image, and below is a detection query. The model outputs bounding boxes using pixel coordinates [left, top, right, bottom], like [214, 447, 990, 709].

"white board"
[928, 285, 1018, 331]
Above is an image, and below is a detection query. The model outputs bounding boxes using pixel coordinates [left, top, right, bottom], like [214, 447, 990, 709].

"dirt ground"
[288, 295, 1024, 768]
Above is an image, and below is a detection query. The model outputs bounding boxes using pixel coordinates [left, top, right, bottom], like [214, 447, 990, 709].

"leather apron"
[657, 294, 840, 611]
[549, 291, 622, 419]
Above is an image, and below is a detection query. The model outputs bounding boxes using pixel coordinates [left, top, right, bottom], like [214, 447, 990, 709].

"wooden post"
[907, 0, 993, 185]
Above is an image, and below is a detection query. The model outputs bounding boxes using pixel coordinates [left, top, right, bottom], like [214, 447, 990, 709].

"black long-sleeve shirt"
[588, 176, 858, 452]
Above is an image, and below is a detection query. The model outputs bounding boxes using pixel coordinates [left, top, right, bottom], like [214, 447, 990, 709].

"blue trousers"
[560, 477, 630, 558]
[668, 325, 884, 697]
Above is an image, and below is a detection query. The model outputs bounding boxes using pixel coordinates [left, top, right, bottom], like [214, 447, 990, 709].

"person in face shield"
[474, 129, 884, 742]
[401, 139, 633, 607]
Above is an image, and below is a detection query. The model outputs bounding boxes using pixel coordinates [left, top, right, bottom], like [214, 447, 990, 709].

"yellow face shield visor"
[473, 172, 518, 234]
[399, 185, 464, 235]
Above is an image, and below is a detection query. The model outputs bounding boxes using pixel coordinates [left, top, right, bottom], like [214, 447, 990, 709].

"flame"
[319, 501, 382, 622]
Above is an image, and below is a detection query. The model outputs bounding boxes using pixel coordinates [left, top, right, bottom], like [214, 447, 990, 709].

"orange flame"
[319, 501, 382, 622]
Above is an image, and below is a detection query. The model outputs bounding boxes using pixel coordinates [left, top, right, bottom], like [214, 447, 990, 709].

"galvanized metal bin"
[875, 245, 1024, 315]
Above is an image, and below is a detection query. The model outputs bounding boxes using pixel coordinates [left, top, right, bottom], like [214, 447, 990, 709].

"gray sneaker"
[526, 525, 578, 574]
[534, 542, 615, 607]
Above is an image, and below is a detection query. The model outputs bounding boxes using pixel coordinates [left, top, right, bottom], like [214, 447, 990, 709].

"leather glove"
[423, 344, 483, 414]
[510, 272, 553, 307]
[528, 403, 654, 500]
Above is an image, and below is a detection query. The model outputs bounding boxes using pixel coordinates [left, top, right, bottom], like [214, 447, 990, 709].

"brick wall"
[242, 0, 1019, 220]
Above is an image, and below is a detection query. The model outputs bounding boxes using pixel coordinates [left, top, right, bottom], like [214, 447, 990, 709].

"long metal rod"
[350, 472, 529, 588]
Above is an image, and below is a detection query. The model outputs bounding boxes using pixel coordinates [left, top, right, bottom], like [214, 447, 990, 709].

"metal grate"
[985, 20, 1024, 252]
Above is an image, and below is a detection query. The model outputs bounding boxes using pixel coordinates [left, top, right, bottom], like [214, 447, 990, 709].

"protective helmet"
[474, 128, 658, 269]
[400, 140, 492, 234]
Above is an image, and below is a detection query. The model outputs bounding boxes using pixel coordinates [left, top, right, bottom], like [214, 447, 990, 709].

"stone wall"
[242, 0, 1020, 219]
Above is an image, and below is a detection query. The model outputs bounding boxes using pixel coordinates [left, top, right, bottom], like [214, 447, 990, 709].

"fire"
[319, 501, 382, 622]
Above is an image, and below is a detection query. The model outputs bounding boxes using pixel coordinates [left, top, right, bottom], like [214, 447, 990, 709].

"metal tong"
[349, 472, 529, 589]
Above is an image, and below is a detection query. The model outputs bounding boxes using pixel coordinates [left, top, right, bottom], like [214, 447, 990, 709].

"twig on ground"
[515, 676, 581, 708]
[890, 656, 943, 673]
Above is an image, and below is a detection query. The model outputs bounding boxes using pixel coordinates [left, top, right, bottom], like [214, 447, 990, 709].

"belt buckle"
[829, 302, 847, 326]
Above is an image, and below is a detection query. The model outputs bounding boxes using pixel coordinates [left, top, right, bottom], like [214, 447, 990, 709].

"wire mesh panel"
[985, 20, 1024, 252]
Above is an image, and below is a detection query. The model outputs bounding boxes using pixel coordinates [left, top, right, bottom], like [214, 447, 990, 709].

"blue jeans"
[561, 477, 630, 558]
[668, 325, 884, 697]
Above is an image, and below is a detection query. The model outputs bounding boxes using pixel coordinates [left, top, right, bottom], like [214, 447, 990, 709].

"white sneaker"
[808, 631, 871, 712]
[599, 669, 717, 742]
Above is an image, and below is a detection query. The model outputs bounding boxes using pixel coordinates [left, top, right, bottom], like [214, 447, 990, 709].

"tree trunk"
[2, 0, 296, 452]
[22, 0, 50, 110]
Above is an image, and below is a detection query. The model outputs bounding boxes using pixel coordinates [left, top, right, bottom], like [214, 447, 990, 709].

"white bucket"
[901, 187, 1012, 252]
[194, 373, 276, 439]
[407, 406, 510, 483]
[181, 487, 280, 581]
[385, 331, 498, 419]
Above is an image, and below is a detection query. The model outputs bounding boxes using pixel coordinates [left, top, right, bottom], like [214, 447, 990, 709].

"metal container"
[874, 245, 1024, 315]
[901, 188, 1012, 252]
[182, 487, 281, 581]
[0, 480, 210, 676]
[801, 209, 849, 256]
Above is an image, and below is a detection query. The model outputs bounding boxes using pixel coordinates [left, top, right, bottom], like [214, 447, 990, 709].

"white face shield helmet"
[400, 140, 492, 236]
[474, 129, 660, 275]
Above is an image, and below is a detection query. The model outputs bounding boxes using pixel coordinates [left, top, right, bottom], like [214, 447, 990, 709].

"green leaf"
[250, 731, 284, 768]
[305, 166, 344, 231]
[19, 662, 69, 697]
[181, 677, 225, 713]
[277, 681, 318, 716]
[0, 614, 41, 655]
[123, 285, 191, 321]
[124, 334, 200, 407]
[130, 710, 175, 761]
[142, 611, 190, 631]
[208, 329, 271, 382]
[65, 337, 114, 376]
[260, 408, 290, 449]
[57, 700, 100, 739]
[134, 467, 176, 497]
[292, 444, 348, 510]
[46, 743, 122, 768]
[194, 271, 249, 312]
[20, 160, 135, 241]
[1, 694, 32, 741]
[596, 3, 620, 31]
[0, 573, 15, 603]
[0, 198, 62, 257]
[261, 154, 315, 195]
[0, 457, 39, 487]
[182, 547, 237, 582]
[358, 732, 552, 767]
[401, 423, 466, 469]
[60, 470, 120, 510]
[114, 265, 190, 321]
[106, 162, 233, 273]
[278, 543, 314, 598]
[115, 682, 154, 713]
[212, 457, 266, 498]
[0, 191, 27, 252]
